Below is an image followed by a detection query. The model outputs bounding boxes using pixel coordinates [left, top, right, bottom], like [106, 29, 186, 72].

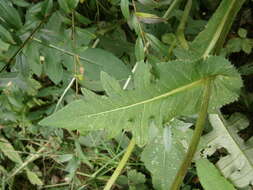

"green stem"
[0, 14, 51, 72]
[176, 0, 192, 49]
[163, 0, 182, 19]
[103, 139, 136, 190]
[171, 79, 212, 190]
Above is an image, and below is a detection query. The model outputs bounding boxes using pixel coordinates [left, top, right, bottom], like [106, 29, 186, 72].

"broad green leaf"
[196, 159, 236, 190]
[200, 114, 253, 188]
[25, 43, 42, 76]
[39, 56, 242, 146]
[141, 120, 193, 190]
[0, 0, 23, 29]
[78, 48, 131, 91]
[120, 0, 130, 19]
[43, 49, 63, 84]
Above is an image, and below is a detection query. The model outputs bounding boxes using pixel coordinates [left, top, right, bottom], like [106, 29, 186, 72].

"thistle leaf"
[39, 56, 242, 146]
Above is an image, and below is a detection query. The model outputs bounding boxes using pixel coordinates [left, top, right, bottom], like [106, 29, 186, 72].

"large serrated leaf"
[39, 56, 242, 146]
[200, 114, 253, 188]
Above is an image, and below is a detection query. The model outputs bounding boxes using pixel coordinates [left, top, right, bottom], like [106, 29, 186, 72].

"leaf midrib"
[87, 77, 209, 118]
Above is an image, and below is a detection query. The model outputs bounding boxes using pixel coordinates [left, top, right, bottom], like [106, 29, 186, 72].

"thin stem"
[54, 77, 76, 112]
[132, 0, 147, 45]
[101, 62, 138, 189]
[0, 15, 51, 72]
[32, 38, 96, 65]
[163, 0, 182, 19]
[176, 0, 192, 49]
[171, 79, 212, 190]
[103, 139, 136, 190]
[6, 141, 50, 181]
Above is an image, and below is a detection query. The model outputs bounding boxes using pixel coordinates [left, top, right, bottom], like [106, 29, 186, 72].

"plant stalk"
[171, 79, 212, 190]
[176, 0, 192, 49]
[163, 0, 182, 19]
[103, 138, 136, 190]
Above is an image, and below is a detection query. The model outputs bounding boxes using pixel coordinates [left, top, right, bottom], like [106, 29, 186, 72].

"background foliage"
[0, 0, 252, 189]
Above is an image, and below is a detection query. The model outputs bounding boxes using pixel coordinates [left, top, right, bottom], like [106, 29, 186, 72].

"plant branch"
[171, 79, 212, 190]
[103, 138, 136, 190]
[176, 0, 192, 49]
[0, 15, 51, 73]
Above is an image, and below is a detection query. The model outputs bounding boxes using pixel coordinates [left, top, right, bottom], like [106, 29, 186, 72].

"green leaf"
[25, 43, 42, 76]
[0, 25, 15, 44]
[238, 62, 253, 76]
[58, 0, 72, 13]
[196, 159, 236, 190]
[136, 12, 167, 24]
[135, 37, 145, 61]
[128, 170, 146, 185]
[26, 170, 43, 186]
[200, 114, 253, 188]
[162, 33, 176, 45]
[68, 0, 79, 9]
[10, 0, 30, 7]
[146, 33, 169, 56]
[39, 56, 242, 146]
[242, 39, 253, 54]
[238, 28, 247, 38]
[78, 48, 131, 91]
[0, 137, 23, 164]
[0, 0, 23, 29]
[41, 0, 53, 17]
[0, 39, 10, 52]
[138, 0, 172, 7]
[43, 49, 63, 84]
[141, 120, 193, 190]
[120, 0, 130, 19]
[175, 0, 246, 59]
